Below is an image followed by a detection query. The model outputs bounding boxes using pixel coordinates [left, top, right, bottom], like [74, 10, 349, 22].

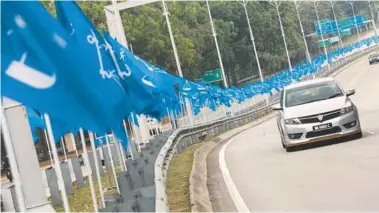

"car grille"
[299, 109, 341, 124]
[305, 126, 342, 138]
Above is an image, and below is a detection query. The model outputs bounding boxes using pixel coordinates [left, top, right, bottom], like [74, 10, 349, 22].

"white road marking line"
[365, 131, 375, 135]
[219, 131, 251, 213]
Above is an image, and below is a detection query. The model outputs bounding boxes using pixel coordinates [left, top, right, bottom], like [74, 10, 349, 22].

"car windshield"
[285, 82, 343, 107]
[370, 53, 379, 58]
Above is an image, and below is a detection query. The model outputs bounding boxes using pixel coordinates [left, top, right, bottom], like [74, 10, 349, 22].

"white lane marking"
[365, 131, 375, 135]
[219, 131, 251, 213]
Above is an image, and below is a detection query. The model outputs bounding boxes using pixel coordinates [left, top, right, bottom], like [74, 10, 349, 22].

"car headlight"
[284, 118, 301, 125]
[340, 105, 354, 115]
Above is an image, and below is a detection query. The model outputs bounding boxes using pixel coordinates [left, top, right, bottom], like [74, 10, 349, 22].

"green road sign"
[340, 29, 351, 36]
[198, 69, 223, 83]
[318, 39, 330, 48]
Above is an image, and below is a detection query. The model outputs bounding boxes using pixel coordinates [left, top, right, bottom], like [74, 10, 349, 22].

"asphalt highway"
[220, 55, 379, 211]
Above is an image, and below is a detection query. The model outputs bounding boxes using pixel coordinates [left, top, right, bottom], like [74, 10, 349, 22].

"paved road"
[222, 57, 379, 211]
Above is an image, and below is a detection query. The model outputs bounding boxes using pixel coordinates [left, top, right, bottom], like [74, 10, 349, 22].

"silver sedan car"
[272, 77, 362, 152]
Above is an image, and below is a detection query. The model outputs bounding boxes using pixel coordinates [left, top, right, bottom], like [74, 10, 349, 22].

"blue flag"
[2, 1, 129, 148]
[55, 1, 132, 148]
[25, 107, 44, 143]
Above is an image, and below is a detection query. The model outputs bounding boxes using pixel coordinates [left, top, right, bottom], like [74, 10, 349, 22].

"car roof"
[284, 77, 335, 90]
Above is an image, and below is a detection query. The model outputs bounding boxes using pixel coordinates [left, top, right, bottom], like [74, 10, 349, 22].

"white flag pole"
[130, 113, 141, 152]
[79, 129, 98, 212]
[89, 132, 105, 208]
[70, 133, 79, 157]
[1, 108, 27, 212]
[123, 120, 134, 160]
[43, 114, 70, 213]
[114, 134, 125, 172]
[166, 107, 173, 129]
[105, 134, 120, 194]
[43, 129, 54, 166]
[118, 140, 127, 171]
[60, 137, 67, 161]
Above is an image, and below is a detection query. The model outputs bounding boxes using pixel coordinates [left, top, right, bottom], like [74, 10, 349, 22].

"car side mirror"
[346, 89, 355, 96]
[272, 103, 282, 111]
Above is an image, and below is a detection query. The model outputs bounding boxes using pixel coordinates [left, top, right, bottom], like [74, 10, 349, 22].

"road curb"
[189, 141, 217, 212]
[189, 111, 277, 212]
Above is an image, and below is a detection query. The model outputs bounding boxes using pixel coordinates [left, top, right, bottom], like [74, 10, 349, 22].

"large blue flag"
[1, 2, 100, 131]
[2, 1, 129, 148]
[103, 32, 159, 114]
[54, 1, 132, 148]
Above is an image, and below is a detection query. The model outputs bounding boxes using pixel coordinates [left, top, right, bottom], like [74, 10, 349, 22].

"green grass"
[166, 143, 203, 212]
[51, 166, 121, 212]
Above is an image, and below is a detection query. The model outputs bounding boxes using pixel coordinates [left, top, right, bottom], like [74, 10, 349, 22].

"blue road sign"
[315, 15, 367, 36]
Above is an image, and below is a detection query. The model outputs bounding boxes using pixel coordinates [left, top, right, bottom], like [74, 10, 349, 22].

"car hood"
[283, 96, 350, 118]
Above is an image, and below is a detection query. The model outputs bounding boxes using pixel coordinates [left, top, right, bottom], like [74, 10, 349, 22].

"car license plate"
[313, 123, 332, 131]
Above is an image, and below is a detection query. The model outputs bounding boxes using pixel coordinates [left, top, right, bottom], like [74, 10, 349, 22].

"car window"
[285, 82, 343, 107]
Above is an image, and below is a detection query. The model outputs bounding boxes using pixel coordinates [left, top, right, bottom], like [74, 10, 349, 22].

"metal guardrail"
[154, 43, 379, 212]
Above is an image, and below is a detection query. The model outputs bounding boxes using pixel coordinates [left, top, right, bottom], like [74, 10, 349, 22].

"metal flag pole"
[123, 120, 134, 160]
[206, 0, 228, 88]
[270, 0, 293, 72]
[118, 141, 127, 171]
[166, 107, 173, 129]
[89, 133, 105, 208]
[170, 110, 178, 129]
[111, 0, 128, 47]
[113, 134, 125, 172]
[79, 129, 98, 212]
[174, 110, 179, 128]
[369, 1, 378, 38]
[43, 129, 54, 166]
[43, 114, 70, 213]
[130, 113, 141, 152]
[314, 1, 330, 67]
[70, 133, 79, 157]
[294, 0, 312, 63]
[240, 0, 264, 82]
[349, 1, 361, 43]
[60, 137, 67, 161]
[105, 134, 120, 194]
[162, 0, 183, 77]
[1, 108, 27, 212]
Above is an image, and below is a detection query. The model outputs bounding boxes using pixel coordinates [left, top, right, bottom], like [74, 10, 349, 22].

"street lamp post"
[206, 0, 228, 88]
[368, 1, 378, 38]
[294, 0, 311, 63]
[162, 0, 183, 77]
[327, 1, 344, 48]
[349, 1, 362, 43]
[111, 0, 128, 47]
[239, 0, 264, 82]
[314, 1, 330, 66]
[269, 1, 293, 72]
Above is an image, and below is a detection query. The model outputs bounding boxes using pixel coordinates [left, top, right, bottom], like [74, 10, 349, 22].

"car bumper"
[282, 111, 361, 147]
[369, 59, 379, 63]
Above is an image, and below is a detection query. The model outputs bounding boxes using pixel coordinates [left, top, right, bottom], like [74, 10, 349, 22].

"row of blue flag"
[2, 1, 378, 149]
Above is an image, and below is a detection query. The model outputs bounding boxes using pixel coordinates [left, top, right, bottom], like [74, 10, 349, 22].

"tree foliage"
[41, 1, 379, 86]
